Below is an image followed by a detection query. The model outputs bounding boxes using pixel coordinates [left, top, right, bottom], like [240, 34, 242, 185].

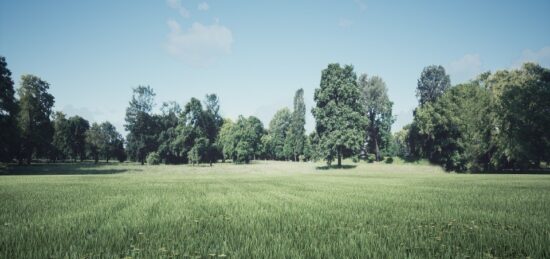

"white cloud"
[198, 2, 209, 11]
[447, 54, 483, 84]
[166, 20, 233, 66]
[338, 18, 353, 28]
[515, 46, 550, 68]
[354, 0, 367, 12]
[167, 0, 190, 18]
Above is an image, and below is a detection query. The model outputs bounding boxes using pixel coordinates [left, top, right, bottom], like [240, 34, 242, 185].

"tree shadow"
[316, 164, 357, 170]
[0, 162, 140, 175]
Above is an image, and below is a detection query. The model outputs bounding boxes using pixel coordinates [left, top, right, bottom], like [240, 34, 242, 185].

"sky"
[1, 0, 549, 134]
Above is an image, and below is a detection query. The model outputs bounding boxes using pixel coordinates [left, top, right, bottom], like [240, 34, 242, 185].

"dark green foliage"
[358, 74, 394, 161]
[0, 56, 19, 162]
[416, 65, 451, 106]
[125, 86, 159, 165]
[17, 75, 55, 164]
[67, 116, 90, 161]
[219, 116, 264, 164]
[268, 108, 291, 160]
[284, 88, 307, 161]
[85, 123, 103, 163]
[312, 64, 368, 166]
[157, 101, 185, 164]
[51, 112, 71, 161]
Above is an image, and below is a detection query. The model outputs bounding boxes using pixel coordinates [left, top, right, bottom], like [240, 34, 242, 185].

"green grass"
[1, 161, 549, 258]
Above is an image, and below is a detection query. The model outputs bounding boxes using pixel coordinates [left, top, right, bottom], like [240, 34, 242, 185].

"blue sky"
[1, 0, 549, 134]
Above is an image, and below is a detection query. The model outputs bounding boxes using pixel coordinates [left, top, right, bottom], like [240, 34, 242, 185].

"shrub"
[367, 154, 376, 163]
[146, 152, 161, 165]
[385, 157, 394, 164]
[352, 156, 360, 163]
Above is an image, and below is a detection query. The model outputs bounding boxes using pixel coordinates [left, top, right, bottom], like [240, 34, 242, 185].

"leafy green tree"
[268, 108, 291, 160]
[157, 101, 185, 164]
[17, 75, 55, 164]
[0, 56, 19, 162]
[416, 65, 451, 106]
[284, 88, 306, 161]
[246, 116, 265, 160]
[488, 63, 550, 169]
[86, 123, 104, 163]
[99, 121, 124, 162]
[125, 86, 158, 165]
[217, 118, 234, 162]
[67, 116, 90, 161]
[358, 74, 394, 161]
[312, 64, 367, 167]
[51, 112, 71, 161]
[188, 137, 209, 165]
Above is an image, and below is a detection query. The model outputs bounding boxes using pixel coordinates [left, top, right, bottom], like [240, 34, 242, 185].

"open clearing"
[1, 161, 549, 258]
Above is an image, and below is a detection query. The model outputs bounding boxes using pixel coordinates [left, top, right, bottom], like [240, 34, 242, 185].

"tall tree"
[51, 112, 71, 161]
[67, 116, 90, 161]
[268, 108, 292, 160]
[284, 88, 306, 161]
[125, 86, 158, 165]
[416, 65, 451, 106]
[99, 121, 124, 163]
[86, 123, 104, 164]
[358, 74, 394, 161]
[0, 56, 19, 162]
[17, 75, 55, 164]
[157, 101, 184, 164]
[312, 63, 367, 167]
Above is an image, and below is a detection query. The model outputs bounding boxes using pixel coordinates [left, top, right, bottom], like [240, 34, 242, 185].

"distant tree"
[17, 75, 55, 164]
[217, 118, 234, 162]
[188, 137, 209, 165]
[246, 116, 265, 160]
[51, 112, 71, 161]
[358, 74, 394, 161]
[67, 116, 90, 161]
[86, 123, 103, 163]
[125, 86, 158, 165]
[488, 63, 550, 169]
[416, 65, 451, 106]
[268, 108, 292, 160]
[312, 64, 367, 167]
[0, 56, 19, 162]
[99, 121, 124, 162]
[284, 88, 306, 161]
[157, 101, 184, 164]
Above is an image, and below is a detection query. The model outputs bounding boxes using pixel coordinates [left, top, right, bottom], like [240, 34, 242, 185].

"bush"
[146, 152, 161, 165]
[367, 154, 376, 163]
[352, 156, 359, 163]
[299, 155, 306, 162]
[385, 157, 394, 164]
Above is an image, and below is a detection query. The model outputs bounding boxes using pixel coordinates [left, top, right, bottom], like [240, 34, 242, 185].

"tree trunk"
[337, 147, 342, 167]
[374, 137, 380, 161]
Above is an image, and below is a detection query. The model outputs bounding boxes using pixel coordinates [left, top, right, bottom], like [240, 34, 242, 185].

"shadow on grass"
[316, 164, 357, 170]
[0, 162, 140, 175]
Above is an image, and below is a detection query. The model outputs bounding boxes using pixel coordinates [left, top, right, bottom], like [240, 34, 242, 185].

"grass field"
[1, 161, 549, 258]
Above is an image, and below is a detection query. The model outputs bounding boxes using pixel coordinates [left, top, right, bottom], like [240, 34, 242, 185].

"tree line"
[1, 55, 548, 171]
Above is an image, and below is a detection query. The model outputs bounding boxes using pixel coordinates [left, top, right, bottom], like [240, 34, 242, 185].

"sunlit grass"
[1, 161, 549, 258]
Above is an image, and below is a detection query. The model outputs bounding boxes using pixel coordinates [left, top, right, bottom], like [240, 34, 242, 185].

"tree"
[488, 63, 550, 169]
[157, 101, 185, 164]
[125, 86, 158, 165]
[17, 75, 55, 164]
[99, 121, 124, 163]
[268, 108, 291, 160]
[218, 116, 264, 164]
[217, 118, 234, 162]
[416, 65, 451, 106]
[51, 112, 71, 161]
[0, 56, 19, 162]
[312, 64, 367, 167]
[67, 116, 90, 161]
[284, 88, 306, 161]
[86, 123, 104, 163]
[246, 116, 265, 160]
[358, 74, 394, 161]
[188, 137, 209, 165]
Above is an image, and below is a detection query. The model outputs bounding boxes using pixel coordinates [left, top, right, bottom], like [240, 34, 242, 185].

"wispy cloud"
[447, 54, 483, 84]
[514, 46, 550, 68]
[167, 0, 190, 18]
[198, 2, 209, 11]
[338, 18, 353, 28]
[354, 0, 367, 12]
[166, 20, 233, 66]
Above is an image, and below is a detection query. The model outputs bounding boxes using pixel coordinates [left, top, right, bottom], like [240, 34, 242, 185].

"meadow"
[1, 161, 549, 258]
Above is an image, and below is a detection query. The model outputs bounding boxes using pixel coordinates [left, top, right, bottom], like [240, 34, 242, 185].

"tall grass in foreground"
[1, 161, 549, 258]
